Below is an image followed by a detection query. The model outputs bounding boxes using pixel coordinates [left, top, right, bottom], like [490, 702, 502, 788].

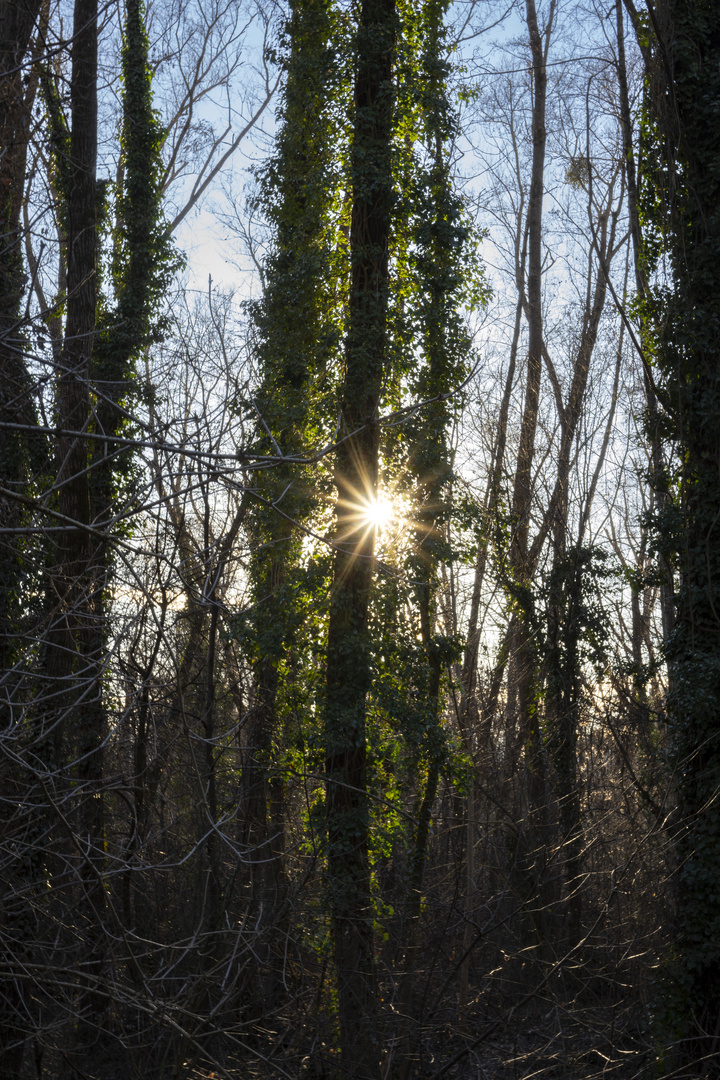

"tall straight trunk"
[55, 0, 102, 1050]
[636, 0, 720, 1059]
[0, 6, 46, 1070]
[507, 0, 554, 932]
[244, 0, 339, 1016]
[324, 0, 394, 1071]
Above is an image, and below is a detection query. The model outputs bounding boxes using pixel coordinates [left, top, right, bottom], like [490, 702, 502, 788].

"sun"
[362, 497, 394, 530]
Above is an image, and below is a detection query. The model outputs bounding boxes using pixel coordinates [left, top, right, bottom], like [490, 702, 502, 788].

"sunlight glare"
[363, 497, 394, 530]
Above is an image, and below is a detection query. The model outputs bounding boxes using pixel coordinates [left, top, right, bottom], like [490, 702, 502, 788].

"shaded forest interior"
[2, 0, 720, 1076]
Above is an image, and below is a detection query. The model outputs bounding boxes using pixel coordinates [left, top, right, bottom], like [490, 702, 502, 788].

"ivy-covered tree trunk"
[642, 0, 720, 1062]
[393, 0, 479, 1057]
[40, 0, 175, 1059]
[246, 0, 340, 1018]
[0, 3, 44, 1070]
[42, 0, 102, 1058]
[324, 0, 394, 1071]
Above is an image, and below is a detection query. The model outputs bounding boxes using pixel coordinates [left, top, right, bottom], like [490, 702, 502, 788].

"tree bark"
[324, 0, 394, 1071]
[50, 0, 102, 1057]
[638, 0, 720, 1061]
[0, 6, 47, 1070]
[506, 0, 554, 941]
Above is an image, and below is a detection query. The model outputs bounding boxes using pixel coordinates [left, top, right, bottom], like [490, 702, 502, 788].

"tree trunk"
[0, 6, 47, 1070]
[60, 0, 104, 1057]
[324, 0, 394, 1071]
[639, 0, 720, 1061]
[506, 0, 554, 942]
